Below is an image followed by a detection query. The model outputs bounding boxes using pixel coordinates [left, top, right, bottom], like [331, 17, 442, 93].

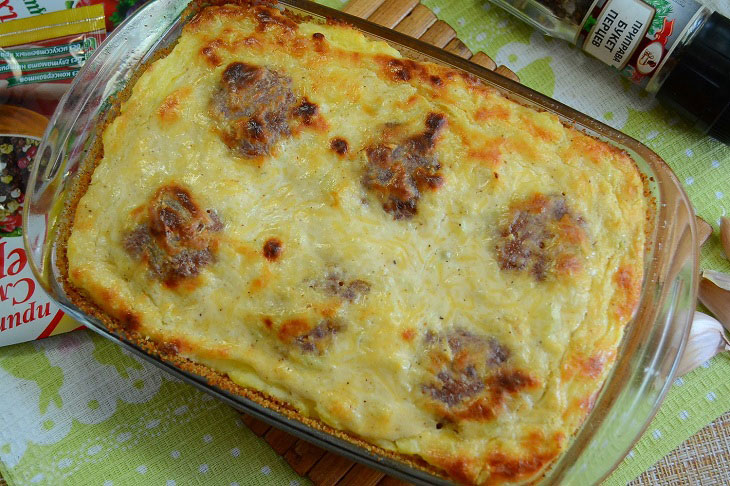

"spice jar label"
[583, 0, 654, 69]
[579, 0, 703, 88]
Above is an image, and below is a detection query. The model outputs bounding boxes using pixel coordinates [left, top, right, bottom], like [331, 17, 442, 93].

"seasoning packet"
[1, 0, 76, 23]
[0, 5, 106, 346]
[1, 0, 131, 33]
[1, 5, 106, 116]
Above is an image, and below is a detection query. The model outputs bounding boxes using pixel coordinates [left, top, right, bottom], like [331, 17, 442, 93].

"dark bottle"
[489, 0, 730, 143]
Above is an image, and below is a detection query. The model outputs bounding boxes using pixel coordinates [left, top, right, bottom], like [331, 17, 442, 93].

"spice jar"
[489, 0, 730, 143]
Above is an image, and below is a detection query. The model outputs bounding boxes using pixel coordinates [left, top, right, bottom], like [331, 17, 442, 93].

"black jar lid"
[656, 12, 730, 145]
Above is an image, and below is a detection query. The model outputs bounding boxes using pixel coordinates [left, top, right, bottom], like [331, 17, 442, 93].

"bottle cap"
[656, 12, 730, 144]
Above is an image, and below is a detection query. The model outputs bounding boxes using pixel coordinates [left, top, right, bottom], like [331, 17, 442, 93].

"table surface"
[631, 411, 730, 485]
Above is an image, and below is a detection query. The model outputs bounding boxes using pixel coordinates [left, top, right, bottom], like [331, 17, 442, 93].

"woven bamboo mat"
[630, 411, 730, 485]
[337, 0, 519, 81]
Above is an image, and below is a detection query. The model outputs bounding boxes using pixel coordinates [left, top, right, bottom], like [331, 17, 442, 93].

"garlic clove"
[677, 311, 730, 377]
[722, 217, 730, 260]
[703, 270, 730, 292]
[698, 277, 730, 331]
[696, 216, 713, 248]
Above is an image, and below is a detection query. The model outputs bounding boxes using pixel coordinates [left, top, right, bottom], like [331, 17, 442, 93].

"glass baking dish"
[23, 0, 698, 484]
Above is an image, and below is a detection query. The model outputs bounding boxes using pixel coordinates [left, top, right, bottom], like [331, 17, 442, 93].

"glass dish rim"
[23, 0, 699, 484]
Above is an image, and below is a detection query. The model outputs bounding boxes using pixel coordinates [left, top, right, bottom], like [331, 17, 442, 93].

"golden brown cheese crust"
[64, 3, 649, 485]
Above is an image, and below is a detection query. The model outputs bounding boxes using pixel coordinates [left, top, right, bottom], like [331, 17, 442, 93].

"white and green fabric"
[0, 332, 306, 485]
[1, 0, 729, 484]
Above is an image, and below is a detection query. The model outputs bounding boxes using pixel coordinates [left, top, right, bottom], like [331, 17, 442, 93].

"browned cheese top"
[66, 4, 648, 484]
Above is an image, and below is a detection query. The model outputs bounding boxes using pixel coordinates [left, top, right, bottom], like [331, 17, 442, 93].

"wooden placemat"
[339, 0, 519, 81]
[630, 411, 730, 485]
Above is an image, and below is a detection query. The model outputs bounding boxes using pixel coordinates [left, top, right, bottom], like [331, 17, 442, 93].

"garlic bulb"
[721, 217, 730, 259]
[696, 216, 713, 247]
[676, 312, 730, 377]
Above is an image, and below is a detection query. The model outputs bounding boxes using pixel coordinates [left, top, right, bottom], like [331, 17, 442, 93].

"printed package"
[0, 4, 106, 346]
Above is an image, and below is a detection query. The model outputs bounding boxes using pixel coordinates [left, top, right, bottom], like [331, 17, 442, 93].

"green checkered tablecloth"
[1, 1, 729, 485]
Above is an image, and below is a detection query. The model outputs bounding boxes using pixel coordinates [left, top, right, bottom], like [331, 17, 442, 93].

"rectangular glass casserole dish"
[23, 0, 699, 484]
